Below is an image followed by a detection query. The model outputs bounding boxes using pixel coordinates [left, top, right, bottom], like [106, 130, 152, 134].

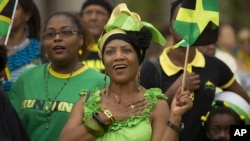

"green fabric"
[80, 88, 166, 141]
[0, 21, 9, 36]
[102, 3, 166, 46]
[0, 0, 15, 36]
[8, 63, 107, 141]
[222, 101, 250, 124]
[173, 0, 219, 47]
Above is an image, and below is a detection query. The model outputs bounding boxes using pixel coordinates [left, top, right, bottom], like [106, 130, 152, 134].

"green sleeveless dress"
[80, 88, 166, 141]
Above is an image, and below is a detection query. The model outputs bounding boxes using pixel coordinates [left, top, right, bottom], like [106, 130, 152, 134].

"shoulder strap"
[150, 59, 162, 88]
[84, 91, 92, 102]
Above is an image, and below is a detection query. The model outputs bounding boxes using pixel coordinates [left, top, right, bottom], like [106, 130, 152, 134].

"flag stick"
[4, 0, 19, 45]
[181, 44, 190, 92]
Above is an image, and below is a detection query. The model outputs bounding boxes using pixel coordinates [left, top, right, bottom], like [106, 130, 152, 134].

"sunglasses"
[44, 27, 78, 40]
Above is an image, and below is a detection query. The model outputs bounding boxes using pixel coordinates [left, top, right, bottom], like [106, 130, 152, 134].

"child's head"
[202, 91, 249, 141]
[204, 105, 244, 141]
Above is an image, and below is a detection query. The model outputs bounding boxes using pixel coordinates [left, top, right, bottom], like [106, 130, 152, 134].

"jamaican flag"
[0, 0, 16, 80]
[0, 0, 16, 36]
[174, 0, 219, 47]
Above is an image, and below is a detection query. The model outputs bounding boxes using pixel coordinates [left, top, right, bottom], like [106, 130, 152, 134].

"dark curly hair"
[19, 0, 41, 40]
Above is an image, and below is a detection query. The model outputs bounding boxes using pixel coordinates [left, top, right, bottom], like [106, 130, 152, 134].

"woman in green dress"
[60, 3, 193, 141]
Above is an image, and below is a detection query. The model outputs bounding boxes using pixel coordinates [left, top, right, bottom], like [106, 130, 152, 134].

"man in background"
[79, 0, 113, 73]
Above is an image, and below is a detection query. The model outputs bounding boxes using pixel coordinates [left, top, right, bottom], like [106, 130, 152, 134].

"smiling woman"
[59, 3, 193, 141]
[7, 11, 107, 141]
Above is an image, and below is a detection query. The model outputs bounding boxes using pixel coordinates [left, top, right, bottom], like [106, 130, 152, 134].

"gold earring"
[103, 71, 107, 95]
[45, 53, 48, 59]
[78, 49, 83, 55]
[137, 72, 141, 92]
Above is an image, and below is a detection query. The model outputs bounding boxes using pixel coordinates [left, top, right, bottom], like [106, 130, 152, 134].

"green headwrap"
[98, 3, 166, 59]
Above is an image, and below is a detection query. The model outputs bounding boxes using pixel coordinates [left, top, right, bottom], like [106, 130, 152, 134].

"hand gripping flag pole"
[173, 0, 219, 99]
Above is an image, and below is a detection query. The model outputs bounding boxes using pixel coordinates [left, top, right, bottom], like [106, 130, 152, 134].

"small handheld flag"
[0, 0, 16, 36]
[174, 0, 219, 47]
[0, 0, 18, 80]
[172, 0, 220, 96]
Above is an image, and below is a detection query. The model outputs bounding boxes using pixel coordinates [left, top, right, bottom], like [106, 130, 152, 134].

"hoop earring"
[137, 72, 141, 92]
[78, 49, 83, 55]
[25, 24, 29, 37]
[103, 71, 107, 95]
[45, 53, 48, 59]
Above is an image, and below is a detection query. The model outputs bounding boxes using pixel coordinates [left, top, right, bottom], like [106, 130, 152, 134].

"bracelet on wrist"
[92, 112, 109, 131]
[167, 120, 184, 133]
[101, 108, 115, 123]
[84, 116, 105, 137]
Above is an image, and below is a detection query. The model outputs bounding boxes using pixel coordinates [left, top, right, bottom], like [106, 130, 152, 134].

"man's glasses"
[44, 27, 78, 40]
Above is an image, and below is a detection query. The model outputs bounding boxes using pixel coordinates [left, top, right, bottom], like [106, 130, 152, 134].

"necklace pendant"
[44, 63, 77, 130]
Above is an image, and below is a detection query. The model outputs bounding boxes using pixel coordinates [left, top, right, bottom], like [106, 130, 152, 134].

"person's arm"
[151, 99, 169, 141]
[59, 96, 95, 141]
[161, 87, 193, 141]
[224, 80, 250, 103]
[161, 114, 182, 141]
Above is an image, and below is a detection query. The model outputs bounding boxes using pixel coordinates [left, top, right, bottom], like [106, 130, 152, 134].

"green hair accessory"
[98, 3, 166, 52]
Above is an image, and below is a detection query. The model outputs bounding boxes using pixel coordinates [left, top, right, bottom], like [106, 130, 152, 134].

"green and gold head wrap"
[98, 3, 166, 64]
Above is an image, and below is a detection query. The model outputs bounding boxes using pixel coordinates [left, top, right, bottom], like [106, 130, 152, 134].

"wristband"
[84, 116, 105, 137]
[92, 112, 109, 131]
[167, 120, 184, 133]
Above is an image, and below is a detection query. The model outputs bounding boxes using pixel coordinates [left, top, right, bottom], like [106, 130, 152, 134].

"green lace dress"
[80, 88, 166, 141]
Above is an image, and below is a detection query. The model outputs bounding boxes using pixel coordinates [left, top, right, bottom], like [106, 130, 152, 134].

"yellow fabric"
[4, 65, 11, 80]
[237, 50, 250, 71]
[220, 76, 236, 89]
[87, 43, 99, 52]
[98, 3, 166, 54]
[174, 0, 219, 46]
[48, 62, 88, 78]
[98, 28, 126, 56]
[159, 46, 206, 101]
[159, 47, 205, 76]
[176, 0, 219, 34]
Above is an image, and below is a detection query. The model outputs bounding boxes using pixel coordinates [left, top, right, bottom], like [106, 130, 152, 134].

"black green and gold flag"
[0, 0, 16, 36]
[174, 0, 219, 47]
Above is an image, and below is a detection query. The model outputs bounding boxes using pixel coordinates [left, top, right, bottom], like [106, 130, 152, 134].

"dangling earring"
[137, 72, 141, 92]
[25, 24, 29, 37]
[103, 71, 107, 95]
[78, 49, 83, 55]
[45, 53, 48, 59]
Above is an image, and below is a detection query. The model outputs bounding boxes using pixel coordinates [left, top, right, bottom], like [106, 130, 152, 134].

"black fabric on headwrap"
[102, 27, 152, 64]
[126, 27, 153, 51]
[102, 33, 130, 55]
[125, 27, 152, 64]
[102, 33, 142, 64]
[80, 0, 113, 15]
